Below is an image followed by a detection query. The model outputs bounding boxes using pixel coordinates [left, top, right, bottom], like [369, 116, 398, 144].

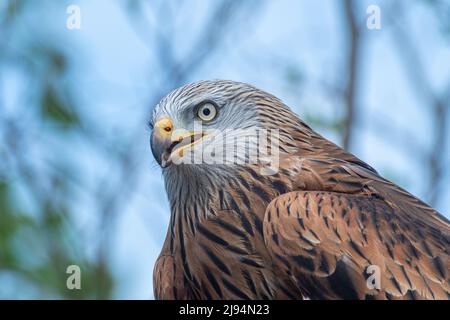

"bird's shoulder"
[262, 152, 450, 299]
[290, 154, 449, 230]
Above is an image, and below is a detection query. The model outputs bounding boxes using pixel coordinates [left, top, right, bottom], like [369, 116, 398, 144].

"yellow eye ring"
[197, 102, 217, 122]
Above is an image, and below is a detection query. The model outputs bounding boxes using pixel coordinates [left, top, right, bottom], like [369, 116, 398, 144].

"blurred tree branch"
[340, 0, 363, 151]
[384, 1, 450, 207]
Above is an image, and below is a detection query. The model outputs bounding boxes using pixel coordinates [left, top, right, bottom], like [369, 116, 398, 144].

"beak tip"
[151, 135, 173, 169]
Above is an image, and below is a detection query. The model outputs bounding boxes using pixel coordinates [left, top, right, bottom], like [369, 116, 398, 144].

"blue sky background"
[1, 0, 449, 299]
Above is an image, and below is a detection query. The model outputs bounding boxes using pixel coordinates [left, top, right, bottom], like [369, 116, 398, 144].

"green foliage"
[0, 2, 112, 299]
[4, 0, 26, 24]
[40, 85, 79, 128]
[284, 65, 304, 87]
[303, 113, 346, 135]
[0, 180, 114, 299]
[0, 182, 24, 269]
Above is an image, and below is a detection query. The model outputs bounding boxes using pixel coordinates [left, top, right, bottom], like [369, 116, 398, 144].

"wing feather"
[263, 191, 450, 300]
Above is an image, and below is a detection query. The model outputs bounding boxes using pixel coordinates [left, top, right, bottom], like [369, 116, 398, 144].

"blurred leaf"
[40, 86, 78, 128]
[31, 45, 67, 74]
[285, 65, 304, 87]
[43, 205, 64, 231]
[0, 182, 34, 269]
[0, 180, 9, 210]
[0, 180, 114, 298]
[304, 113, 346, 134]
[48, 51, 67, 74]
[4, 0, 26, 24]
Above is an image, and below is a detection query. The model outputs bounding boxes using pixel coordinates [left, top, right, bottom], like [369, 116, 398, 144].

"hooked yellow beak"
[151, 117, 207, 168]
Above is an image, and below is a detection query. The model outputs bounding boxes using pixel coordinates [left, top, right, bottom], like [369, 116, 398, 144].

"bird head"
[149, 80, 299, 174]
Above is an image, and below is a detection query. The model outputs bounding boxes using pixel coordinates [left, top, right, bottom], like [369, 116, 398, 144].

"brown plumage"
[150, 80, 450, 300]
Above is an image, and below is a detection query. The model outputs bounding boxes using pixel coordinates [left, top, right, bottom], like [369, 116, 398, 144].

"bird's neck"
[162, 163, 295, 243]
[164, 164, 234, 218]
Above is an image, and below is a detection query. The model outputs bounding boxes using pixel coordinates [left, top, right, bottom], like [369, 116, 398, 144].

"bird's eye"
[197, 102, 217, 122]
